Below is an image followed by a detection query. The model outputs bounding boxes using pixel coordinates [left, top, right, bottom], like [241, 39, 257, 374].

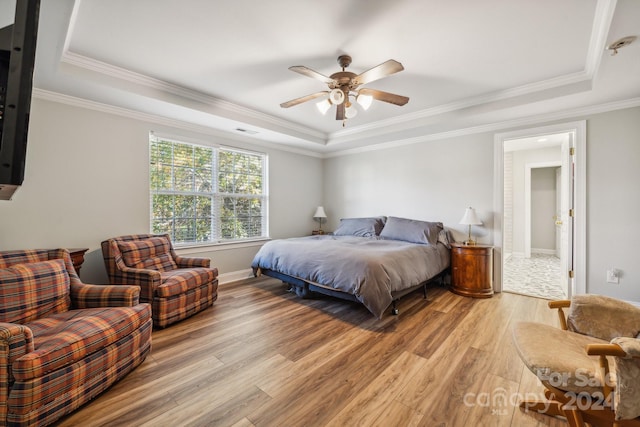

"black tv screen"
[0, 0, 40, 200]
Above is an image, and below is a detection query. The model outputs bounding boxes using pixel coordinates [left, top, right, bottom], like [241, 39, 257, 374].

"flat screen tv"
[0, 0, 39, 200]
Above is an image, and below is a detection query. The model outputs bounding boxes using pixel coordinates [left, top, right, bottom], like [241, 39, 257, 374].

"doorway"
[503, 150, 565, 299]
[493, 121, 586, 298]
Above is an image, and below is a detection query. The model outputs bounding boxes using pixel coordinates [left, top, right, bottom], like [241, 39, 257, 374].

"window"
[149, 135, 268, 245]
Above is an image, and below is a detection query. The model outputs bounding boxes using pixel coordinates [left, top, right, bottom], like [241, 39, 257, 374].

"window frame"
[149, 133, 269, 247]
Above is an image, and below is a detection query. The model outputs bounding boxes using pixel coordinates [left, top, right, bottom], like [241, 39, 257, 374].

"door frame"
[555, 166, 562, 259]
[493, 120, 586, 295]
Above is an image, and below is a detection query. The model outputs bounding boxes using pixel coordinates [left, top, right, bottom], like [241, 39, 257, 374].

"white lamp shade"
[313, 206, 327, 219]
[459, 207, 482, 225]
[316, 99, 331, 115]
[328, 88, 345, 105]
[356, 93, 373, 110]
[345, 103, 358, 119]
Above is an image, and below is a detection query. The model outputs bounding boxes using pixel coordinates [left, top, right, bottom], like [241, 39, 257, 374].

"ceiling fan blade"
[280, 91, 328, 108]
[353, 60, 404, 86]
[336, 102, 345, 120]
[289, 66, 336, 85]
[358, 88, 409, 106]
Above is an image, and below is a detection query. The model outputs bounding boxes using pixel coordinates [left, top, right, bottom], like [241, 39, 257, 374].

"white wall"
[511, 146, 561, 254]
[324, 133, 495, 243]
[586, 107, 640, 299]
[324, 106, 640, 302]
[0, 98, 323, 283]
[531, 167, 557, 251]
[3, 98, 639, 302]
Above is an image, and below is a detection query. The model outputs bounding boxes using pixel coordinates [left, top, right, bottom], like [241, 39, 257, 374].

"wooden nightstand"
[450, 243, 494, 298]
[68, 248, 89, 275]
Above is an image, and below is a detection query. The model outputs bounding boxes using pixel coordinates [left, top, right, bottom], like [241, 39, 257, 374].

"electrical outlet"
[607, 269, 619, 284]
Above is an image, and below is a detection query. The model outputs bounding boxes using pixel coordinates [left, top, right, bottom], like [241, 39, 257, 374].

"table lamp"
[459, 207, 482, 245]
[313, 206, 327, 234]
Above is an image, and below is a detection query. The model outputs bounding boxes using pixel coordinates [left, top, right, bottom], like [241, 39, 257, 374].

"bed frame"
[254, 267, 450, 316]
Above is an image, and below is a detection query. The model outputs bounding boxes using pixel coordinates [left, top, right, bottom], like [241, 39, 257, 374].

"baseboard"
[218, 268, 254, 284]
[531, 248, 557, 255]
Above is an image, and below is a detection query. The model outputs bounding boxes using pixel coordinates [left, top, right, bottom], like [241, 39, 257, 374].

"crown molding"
[585, 0, 617, 77]
[328, 71, 593, 144]
[32, 88, 325, 158]
[324, 97, 640, 158]
[33, 88, 640, 160]
[59, 48, 600, 149]
[60, 51, 326, 141]
[56, 0, 618, 150]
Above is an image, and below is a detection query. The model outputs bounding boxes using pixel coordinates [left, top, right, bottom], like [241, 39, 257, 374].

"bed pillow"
[379, 216, 443, 245]
[333, 216, 386, 237]
[438, 228, 452, 249]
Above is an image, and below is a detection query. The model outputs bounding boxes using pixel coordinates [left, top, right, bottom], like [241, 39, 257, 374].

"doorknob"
[555, 220, 563, 225]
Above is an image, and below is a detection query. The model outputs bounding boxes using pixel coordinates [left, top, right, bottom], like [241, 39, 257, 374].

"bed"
[251, 216, 451, 318]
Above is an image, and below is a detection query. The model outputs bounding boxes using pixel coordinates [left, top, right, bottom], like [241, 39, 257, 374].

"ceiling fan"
[280, 55, 409, 123]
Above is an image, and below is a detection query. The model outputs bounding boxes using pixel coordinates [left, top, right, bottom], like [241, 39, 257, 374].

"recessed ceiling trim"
[60, 51, 327, 140]
[61, 49, 597, 150]
[585, 0, 618, 75]
[327, 70, 592, 143]
[32, 88, 325, 158]
[58, 0, 618, 150]
[46, 0, 632, 155]
[33, 88, 640, 159]
[324, 96, 640, 158]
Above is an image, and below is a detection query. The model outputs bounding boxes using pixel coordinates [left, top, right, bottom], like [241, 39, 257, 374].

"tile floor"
[503, 253, 566, 300]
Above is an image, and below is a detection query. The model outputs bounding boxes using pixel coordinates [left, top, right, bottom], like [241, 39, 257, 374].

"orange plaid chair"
[0, 249, 152, 426]
[101, 234, 218, 328]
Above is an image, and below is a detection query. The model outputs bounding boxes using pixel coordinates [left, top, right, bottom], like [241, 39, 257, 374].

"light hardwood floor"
[55, 277, 568, 427]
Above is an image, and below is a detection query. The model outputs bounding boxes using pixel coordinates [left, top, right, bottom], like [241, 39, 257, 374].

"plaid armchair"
[101, 234, 218, 328]
[0, 249, 152, 426]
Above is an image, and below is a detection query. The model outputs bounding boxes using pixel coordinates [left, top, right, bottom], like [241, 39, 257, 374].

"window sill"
[173, 238, 271, 255]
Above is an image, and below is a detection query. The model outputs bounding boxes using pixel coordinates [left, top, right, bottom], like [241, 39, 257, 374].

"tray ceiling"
[32, 0, 640, 154]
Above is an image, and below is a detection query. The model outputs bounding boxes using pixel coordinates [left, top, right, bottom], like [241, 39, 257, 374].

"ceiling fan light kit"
[281, 54, 409, 126]
[356, 93, 373, 110]
[316, 99, 332, 115]
[328, 88, 345, 105]
[345, 102, 358, 119]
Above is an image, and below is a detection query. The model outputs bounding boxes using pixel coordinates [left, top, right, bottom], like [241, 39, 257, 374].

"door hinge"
[569, 270, 575, 279]
[570, 147, 575, 155]
[569, 209, 574, 217]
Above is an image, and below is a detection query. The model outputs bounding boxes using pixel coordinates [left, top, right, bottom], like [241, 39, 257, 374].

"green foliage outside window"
[149, 136, 267, 244]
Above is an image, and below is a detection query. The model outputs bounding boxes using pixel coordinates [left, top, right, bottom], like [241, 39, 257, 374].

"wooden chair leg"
[561, 405, 586, 427]
[520, 389, 565, 418]
[520, 399, 564, 417]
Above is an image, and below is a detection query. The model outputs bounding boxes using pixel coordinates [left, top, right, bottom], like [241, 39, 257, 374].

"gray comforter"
[251, 235, 450, 318]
